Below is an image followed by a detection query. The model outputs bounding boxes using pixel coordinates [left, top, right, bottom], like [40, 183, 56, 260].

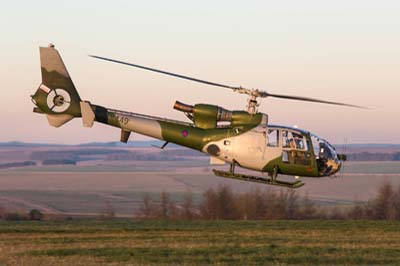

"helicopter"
[31, 44, 364, 188]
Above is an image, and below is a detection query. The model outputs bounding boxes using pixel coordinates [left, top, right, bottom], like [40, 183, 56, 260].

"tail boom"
[31, 44, 232, 153]
[92, 105, 205, 149]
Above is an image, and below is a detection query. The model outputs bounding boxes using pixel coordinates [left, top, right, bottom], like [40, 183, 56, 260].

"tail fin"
[31, 44, 94, 127]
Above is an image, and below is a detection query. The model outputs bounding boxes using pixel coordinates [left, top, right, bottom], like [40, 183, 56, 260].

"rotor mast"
[232, 87, 261, 114]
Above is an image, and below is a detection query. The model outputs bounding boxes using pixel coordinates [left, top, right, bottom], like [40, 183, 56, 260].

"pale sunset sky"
[0, 1, 399, 144]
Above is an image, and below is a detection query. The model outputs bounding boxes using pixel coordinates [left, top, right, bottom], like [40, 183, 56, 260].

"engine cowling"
[174, 101, 232, 129]
[174, 101, 267, 129]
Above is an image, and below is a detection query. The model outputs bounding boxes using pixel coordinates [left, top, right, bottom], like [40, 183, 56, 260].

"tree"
[168, 200, 179, 220]
[216, 185, 239, 219]
[329, 206, 345, 220]
[264, 190, 285, 219]
[181, 193, 197, 220]
[200, 187, 218, 219]
[139, 193, 158, 219]
[299, 193, 317, 219]
[282, 189, 299, 219]
[347, 204, 366, 220]
[200, 185, 239, 220]
[29, 209, 43, 221]
[236, 192, 255, 220]
[159, 191, 171, 220]
[372, 181, 396, 220]
[0, 205, 5, 220]
[236, 187, 269, 220]
[393, 184, 400, 220]
[100, 201, 115, 219]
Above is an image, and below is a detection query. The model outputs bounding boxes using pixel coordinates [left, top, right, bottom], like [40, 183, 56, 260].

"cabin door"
[281, 130, 312, 166]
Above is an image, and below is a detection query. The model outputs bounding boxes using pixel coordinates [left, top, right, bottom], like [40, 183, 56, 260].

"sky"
[0, 0, 399, 144]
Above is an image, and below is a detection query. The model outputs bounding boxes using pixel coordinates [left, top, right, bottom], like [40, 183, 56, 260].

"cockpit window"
[311, 135, 321, 157]
[311, 134, 341, 176]
[311, 134, 336, 159]
[267, 129, 279, 147]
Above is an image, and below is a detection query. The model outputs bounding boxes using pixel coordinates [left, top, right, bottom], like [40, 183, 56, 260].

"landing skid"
[212, 169, 305, 188]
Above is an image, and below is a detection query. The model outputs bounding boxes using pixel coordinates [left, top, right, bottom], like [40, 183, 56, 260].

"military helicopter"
[31, 44, 364, 188]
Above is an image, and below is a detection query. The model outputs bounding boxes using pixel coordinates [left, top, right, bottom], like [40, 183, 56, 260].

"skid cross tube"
[212, 169, 304, 188]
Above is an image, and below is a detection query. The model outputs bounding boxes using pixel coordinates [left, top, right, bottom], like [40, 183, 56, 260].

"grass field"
[1, 220, 400, 266]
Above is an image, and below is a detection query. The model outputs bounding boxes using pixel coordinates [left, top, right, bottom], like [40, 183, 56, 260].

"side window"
[282, 130, 291, 148]
[293, 133, 307, 151]
[267, 129, 279, 147]
[283, 130, 308, 151]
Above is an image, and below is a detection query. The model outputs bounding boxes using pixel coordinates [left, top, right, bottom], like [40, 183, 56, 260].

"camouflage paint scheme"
[32, 46, 342, 179]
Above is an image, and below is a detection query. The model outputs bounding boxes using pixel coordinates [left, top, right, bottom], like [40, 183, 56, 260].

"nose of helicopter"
[329, 143, 345, 176]
[329, 157, 342, 176]
[317, 142, 343, 177]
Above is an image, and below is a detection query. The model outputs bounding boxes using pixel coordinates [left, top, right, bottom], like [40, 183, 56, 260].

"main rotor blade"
[90, 55, 366, 109]
[263, 92, 367, 109]
[89, 55, 241, 90]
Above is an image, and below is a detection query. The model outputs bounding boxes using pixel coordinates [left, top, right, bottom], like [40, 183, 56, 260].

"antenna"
[340, 137, 348, 180]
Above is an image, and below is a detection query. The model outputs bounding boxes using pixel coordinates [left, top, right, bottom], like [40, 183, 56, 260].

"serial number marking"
[116, 115, 129, 125]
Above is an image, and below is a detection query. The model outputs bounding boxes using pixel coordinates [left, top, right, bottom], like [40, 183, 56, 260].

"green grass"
[1, 220, 400, 265]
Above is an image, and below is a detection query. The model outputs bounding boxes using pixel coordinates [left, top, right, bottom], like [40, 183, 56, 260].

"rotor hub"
[246, 93, 260, 114]
[53, 95, 65, 106]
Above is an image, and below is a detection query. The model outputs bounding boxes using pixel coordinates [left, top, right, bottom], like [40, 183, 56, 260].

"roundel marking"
[181, 129, 189, 137]
[46, 88, 71, 113]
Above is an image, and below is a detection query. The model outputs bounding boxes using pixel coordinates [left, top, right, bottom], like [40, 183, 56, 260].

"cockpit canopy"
[310, 134, 341, 176]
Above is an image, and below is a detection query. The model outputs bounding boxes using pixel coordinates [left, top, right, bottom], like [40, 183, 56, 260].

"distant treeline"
[347, 152, 400, 161]
[42, 159, 76, 165]
[107, 149, 205, 161]
[0, 161, 36, 169]
[30, 149, 131, 161]
[135, 181, 400, 221]
[107, 153, 182, 161]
